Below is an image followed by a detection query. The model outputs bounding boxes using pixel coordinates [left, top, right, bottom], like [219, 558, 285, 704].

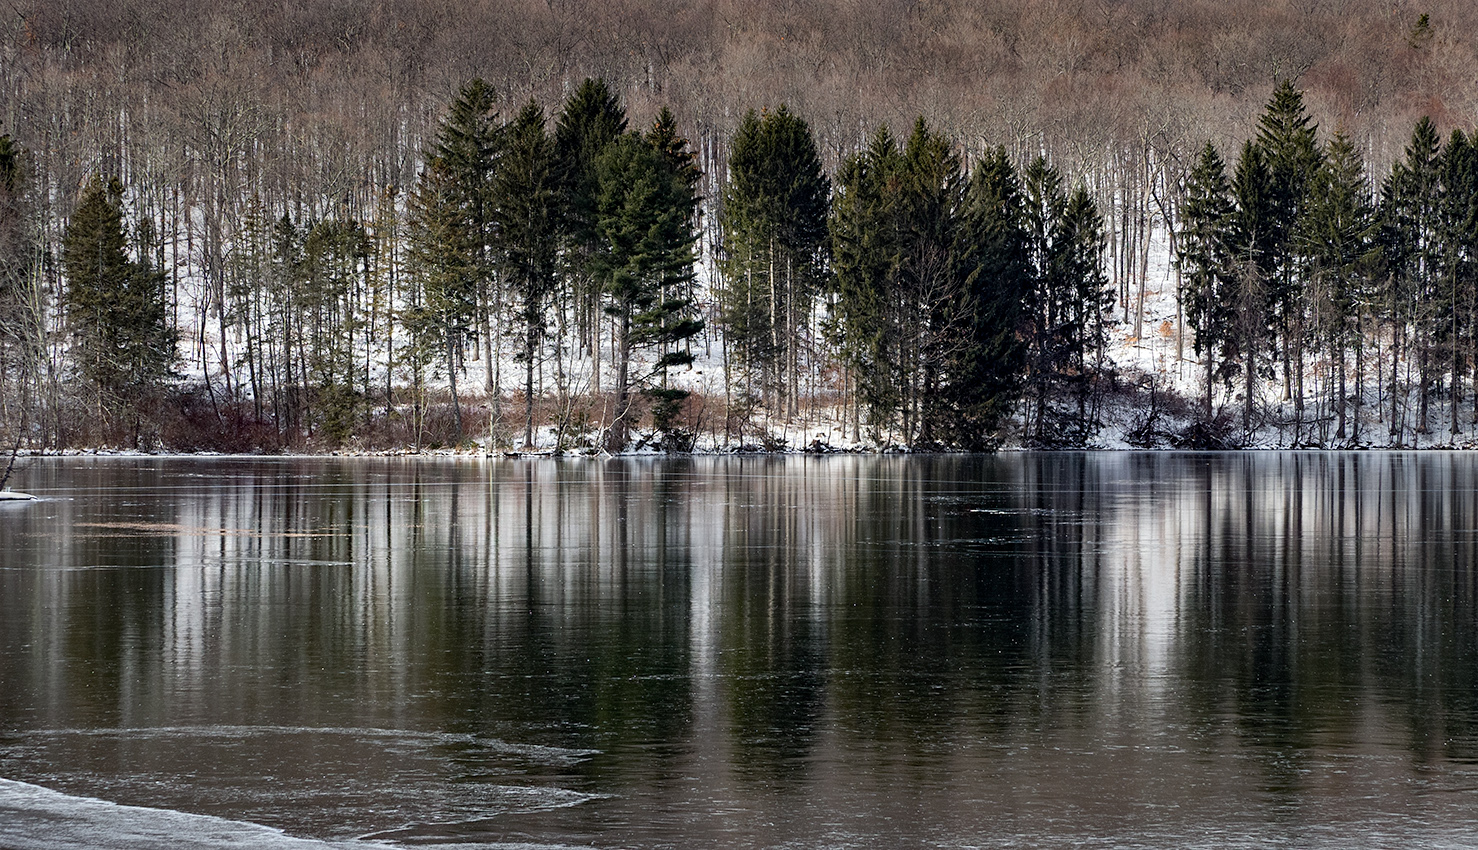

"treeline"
[1, 79, 711, 451]
[7, 76, 1478, 450]
[1180, 80, 1478, 446]
[4, 0, 1478, 449]
[0, 75, 1111, 451]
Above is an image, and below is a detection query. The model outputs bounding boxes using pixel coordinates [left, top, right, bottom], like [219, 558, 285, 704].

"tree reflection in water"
[1, 453, 1476, 847]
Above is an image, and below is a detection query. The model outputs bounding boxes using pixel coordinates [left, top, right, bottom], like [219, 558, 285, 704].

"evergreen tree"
[643, 108, 705, 440]
[299, 216, 371, 443]
[267, 213, 308, 436]
[62, 176, 174, 442]
[1255, 81, 1323, 418]
[830, 127, 903, 435]
[830, 120, 963, 444]
[1379, 117, 1442, 438]
[405, 165, 477, 441]
[1229, 141, 1275, 440]
[1438, 130, 1478, 435]
[832, 127, 1028, 447]
[496, 99, 561, 447]
[554, 78, 628, 377]
[896, 119, 966, 445]
[1177, 142, 1237, 419]
[0, 135, 43, 445]
[432, 79, 502, 391]
[1055, 184, 1112, 433]
[403, 80, 501, 441]
[947, 146, 1030, 447]
[1021, 156, 1108, 444]
[839, 127, 904, 437]
[592, 132, 702, 448]
[718, 106, 829, 418]
[1298, 132, 1377, 441]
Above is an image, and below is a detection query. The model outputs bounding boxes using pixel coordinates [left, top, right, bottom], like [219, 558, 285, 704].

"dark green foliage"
[0, 135, 43, 435]
[1298, 132, 1378, 439]
[948, 147, 1030, 446]
[593, 130, 703, 447]
[831, 127, 906, 432]
[555, 78, 629, 350]
[1177, 142, 1237, 415]
[1379, 116, 1443, 434]
[1437, 130, 1478, 434]
[403, 79, 502, 441]
[1020, 157, 1110, 445]
[831, 124, 1027, 447]
[1254, 81, 1324, 430]
[1255, 80, 1322, 307]
[300, 217, 372, 442]
[1226, 140, 1276, 438]
[62, 176, 174, 435]
[497, 99, 561, 446]
[719, 106, 830, 416]
[555, 78, 629, 252]
[1301, 134, 1377, 342]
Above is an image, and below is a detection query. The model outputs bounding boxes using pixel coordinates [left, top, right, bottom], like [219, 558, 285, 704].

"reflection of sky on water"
[1, 454, 1477, 847]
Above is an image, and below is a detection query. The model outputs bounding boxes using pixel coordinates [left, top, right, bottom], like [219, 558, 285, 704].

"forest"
[1, 0, 1477, 451]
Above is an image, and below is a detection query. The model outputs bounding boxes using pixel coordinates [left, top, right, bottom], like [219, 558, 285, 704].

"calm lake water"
[2, 453, 1477, 849]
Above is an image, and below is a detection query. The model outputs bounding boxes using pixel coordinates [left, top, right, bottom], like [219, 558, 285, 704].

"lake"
[1, 453, 1477, 848]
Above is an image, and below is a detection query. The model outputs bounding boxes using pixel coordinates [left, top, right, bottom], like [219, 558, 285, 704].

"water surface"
[2, 453, 1477, 848]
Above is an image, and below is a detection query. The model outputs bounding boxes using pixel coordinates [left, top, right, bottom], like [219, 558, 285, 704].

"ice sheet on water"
[0, 777, 596, 849]
[0, 777, 381, 849]
[0, 726, 604, 845]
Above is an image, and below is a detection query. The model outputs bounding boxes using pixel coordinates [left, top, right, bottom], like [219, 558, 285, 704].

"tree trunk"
[447, 324, 463, 441]
[611, 307, 632, 450]
[525, 320, 537, 449]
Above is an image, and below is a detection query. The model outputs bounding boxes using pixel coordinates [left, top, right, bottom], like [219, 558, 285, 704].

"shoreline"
[11, 442, 1478, 461]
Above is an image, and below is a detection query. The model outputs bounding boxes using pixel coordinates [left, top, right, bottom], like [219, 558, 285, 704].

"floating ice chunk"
[0, 777, 376, 849]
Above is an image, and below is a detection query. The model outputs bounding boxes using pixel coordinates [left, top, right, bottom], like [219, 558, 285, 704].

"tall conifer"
[497, 99, 560, 447]
[718, 107, 829, 419]
[63, 176, 174, 441]
[1177, 142, 1237, 419]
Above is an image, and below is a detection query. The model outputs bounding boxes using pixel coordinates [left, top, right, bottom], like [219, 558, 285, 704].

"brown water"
[1, 453, 1477, 848]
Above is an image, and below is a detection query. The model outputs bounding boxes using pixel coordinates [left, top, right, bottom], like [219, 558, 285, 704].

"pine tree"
[1229, 141, 1275, 440]
[896, 119, 965, 445]
[1438, 130, 1478, 435]
[830, 127, 903, 436]
[0, 135, 43, 446]
[643, 108, 705, 441]
[1021, 156, 1075, 444]
[1177, 142, 1237, 420]
[405, 165, 477, 442]
[592, 132, 702, 449]
[1298, 132, 1377, 441]
[554, 77, 628, 385]
[496, 99, 560, 448]
[403, 80, 501, 442]
[1055, 184, 1111, 435]
[947, 146, 1030, 447]
[267, 214, 308, 437]
[718, 106, 829, 419]
[62, 176, 174, 442]
[299, 216, 371, 443]
[1379, 117, 1442, 439]
[831, 126, 1028, 448]
[1255, 80, 1323, 432]
[432, 79, 502, 392]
